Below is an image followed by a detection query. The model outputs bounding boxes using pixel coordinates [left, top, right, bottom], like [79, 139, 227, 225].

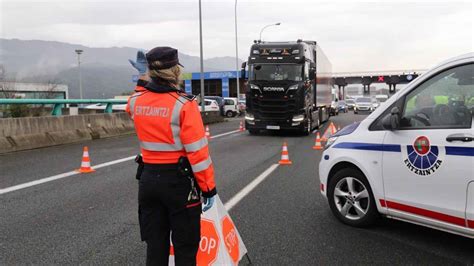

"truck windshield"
[249, 64, 303, 82]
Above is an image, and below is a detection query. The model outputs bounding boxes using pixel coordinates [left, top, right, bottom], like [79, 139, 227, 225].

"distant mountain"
[0, 38, 243, 98]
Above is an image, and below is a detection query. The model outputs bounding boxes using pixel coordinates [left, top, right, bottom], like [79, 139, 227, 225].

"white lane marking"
[1, 128, 243, 195]
[210, 129, 241, 139]
[0, 171, 78, 195]
[0, 156, 137, 195]
[91, 156, 136, 170]
[224, 164, 279, 211]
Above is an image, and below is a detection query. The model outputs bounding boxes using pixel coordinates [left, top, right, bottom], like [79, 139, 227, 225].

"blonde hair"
[148, 61, 182, 88]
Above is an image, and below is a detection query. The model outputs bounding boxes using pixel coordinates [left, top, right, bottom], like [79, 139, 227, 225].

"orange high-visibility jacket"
[126, 81, 216, 197]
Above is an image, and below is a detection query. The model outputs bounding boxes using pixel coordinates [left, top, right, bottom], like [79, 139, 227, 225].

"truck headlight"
[245, 113, 255, 121]
[325, 136, 338, 150]
[288, 84, 298, 91]
[250, 84, 260, 92]
[292, 114, 305, 122]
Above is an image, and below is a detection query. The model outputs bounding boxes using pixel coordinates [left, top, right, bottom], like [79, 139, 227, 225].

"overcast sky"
[1, 0, 473, 72]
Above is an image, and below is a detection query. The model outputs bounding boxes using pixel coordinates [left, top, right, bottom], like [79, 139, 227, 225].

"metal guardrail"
[0, 99, 128, 116]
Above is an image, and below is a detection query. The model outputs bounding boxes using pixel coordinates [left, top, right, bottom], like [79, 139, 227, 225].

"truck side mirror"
[382, 107, 401, 130]
[241, 61, 247, 79]
[309, 71, 316, 80]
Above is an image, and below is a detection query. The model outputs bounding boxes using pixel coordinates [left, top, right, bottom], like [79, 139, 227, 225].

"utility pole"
[198, 0, 205, 112]
[75, 49, 83, 99]
[234, 0, 240, 100]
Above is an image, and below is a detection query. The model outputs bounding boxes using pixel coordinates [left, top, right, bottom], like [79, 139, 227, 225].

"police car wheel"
[226, 111, 234, 118]
[327, 168, 378, 227]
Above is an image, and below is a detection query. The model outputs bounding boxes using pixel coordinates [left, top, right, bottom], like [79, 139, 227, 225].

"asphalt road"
[1, 113, 473, 265]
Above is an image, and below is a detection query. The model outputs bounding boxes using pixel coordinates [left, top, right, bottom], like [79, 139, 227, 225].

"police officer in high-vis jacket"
[126, 47, 217, 266]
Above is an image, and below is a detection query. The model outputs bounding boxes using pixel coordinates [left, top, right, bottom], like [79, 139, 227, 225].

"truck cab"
[243, 40, 332, 135]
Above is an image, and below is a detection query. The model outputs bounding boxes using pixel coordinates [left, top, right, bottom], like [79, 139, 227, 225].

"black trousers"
[138, 164, 201, 266]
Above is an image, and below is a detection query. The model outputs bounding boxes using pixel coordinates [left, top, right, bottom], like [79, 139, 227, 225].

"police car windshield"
[249, 64, 303, 82]
[356, 97, 371, 103]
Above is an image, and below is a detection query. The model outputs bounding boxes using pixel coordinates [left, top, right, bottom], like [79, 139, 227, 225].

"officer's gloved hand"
[128, 50, 148, 75]
[202, 195, 216, 212]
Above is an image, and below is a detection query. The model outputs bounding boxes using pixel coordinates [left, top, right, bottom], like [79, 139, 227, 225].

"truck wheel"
[225, 111, 234, 118]
[327, 168, 379, 227]
[248, 129, 259, 135]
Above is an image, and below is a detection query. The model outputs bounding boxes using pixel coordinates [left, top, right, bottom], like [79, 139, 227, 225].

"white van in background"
[223, 97, 240, 117]
[203, 99, 220, 112]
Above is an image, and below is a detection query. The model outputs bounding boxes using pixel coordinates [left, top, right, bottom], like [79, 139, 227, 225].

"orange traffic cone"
[205, 125, 211, 139]
[77, 146, 95, 173]
[278, 142, 292, 165]
[321, 122, 331, 141]
[312, 132, 323, 150]
[322, 122, 337, 141]
[239, 121, 245, 132]
[331, 123, 337, 135]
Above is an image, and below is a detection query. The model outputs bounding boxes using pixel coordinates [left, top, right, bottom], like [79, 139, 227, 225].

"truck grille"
[252, 95, 296, 121]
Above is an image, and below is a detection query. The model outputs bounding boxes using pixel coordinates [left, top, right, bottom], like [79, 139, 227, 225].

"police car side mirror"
[383, 107, 400, 130]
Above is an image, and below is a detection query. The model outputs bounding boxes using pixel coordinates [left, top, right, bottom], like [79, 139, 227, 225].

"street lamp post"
[75, 49, 83, 99]
[259, 22, 281, 42]
[234, 0, 240, 101]
[198, 0, 205, 112]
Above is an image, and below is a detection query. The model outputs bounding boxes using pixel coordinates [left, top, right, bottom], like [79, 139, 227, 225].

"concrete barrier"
[0, 111, 222, 154]
[0, 113, 134, 153]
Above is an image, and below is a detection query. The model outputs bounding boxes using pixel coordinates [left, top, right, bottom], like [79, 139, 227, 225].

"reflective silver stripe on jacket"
[140, 141, 184, 151]
[183, 137, 208, 152]
[139, 95, 187, 152]
[191, 156, 212, 172]
[128, 94, 141, 120]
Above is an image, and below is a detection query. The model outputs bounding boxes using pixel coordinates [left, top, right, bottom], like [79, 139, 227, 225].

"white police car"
[319, 53, 474, 238]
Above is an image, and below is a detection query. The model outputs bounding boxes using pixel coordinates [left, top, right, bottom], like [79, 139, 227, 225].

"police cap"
[146, 47, 183, 70]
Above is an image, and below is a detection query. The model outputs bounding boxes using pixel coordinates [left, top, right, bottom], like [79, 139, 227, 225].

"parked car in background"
[375, 94, 389, 103]
[337, 100, 348, 113]
[84, 103, 127, 111]
[204, 96, 224, 115]
[223, 97, 240, 117]
[354, 97, 373, 114]
[204, 99, 220, 112]
[345, 98, 356, 110]
[371, 98, 380, 109]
